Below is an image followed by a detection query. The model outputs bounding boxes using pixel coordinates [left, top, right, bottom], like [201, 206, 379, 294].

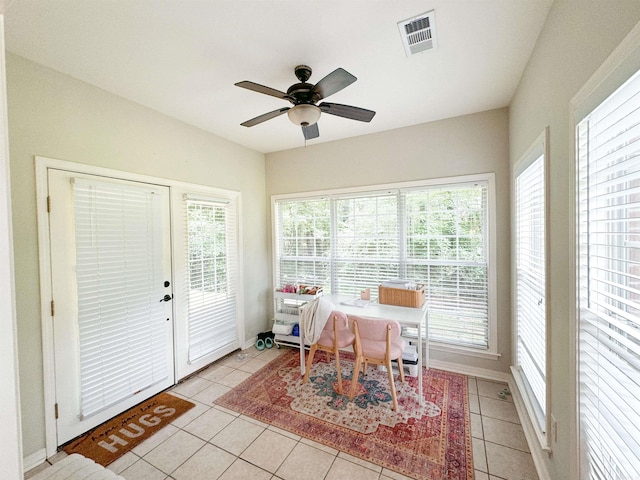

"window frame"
[271, 173, 498, 358]
[571, 22, 640, 479]
[183, 195, 239, 365]
[511, 127, 551, 452]
[172, 188, 243, 380]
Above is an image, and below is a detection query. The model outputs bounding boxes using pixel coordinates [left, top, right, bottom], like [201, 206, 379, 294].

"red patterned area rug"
[215, 349, 473, 480]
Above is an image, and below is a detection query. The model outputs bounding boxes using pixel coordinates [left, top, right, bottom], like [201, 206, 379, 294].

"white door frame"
[35, 156, 244, 457]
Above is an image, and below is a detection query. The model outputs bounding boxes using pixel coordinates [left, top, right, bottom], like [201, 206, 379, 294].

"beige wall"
[266, 107, 512, 374]
[0, 16, 24, 478]
[7, 53, 270, 457]
[509, 2, 640, 479]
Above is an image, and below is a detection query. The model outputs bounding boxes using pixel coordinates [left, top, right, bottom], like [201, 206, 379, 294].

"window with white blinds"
[73, 179, 168, 419]
[185, 197, 238, 363]
[514, 149, 547, 435]
[577, 67, 640, 479]
[334, 193, 400, 296]
[275, 197, 331, 289]
[274, 177, 493, 349]
[404, 185, 489, 347]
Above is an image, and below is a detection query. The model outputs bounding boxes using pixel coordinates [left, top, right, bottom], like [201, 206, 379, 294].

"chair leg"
[397, 356, 405, 383]
[303, 344, 318, 384]
[349, 355, 362, 400]
[334, 351, 343, 394]
[386, 359, 398, 411]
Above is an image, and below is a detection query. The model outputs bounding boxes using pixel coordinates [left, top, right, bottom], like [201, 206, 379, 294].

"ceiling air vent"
[398, 10, 436, 57]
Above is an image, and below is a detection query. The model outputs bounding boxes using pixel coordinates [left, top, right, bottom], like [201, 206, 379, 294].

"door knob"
[160, 294, 173, 302]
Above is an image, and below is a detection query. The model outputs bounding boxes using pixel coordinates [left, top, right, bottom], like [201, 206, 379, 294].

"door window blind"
[185, 198, 238, 363]
[515, 154, 547, 430]
[274, 180, 491, 349]
[577, 67, 640, 479]
[73, 179, 168, 419]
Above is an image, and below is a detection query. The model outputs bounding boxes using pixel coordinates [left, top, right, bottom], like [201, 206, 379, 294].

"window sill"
[510, 367, 551, 453]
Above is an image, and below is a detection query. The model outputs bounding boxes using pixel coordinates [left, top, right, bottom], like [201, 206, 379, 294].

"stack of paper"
[340, 298, 371, 308]
[381, 279, 417, 290]
[402, 344, 419, 362]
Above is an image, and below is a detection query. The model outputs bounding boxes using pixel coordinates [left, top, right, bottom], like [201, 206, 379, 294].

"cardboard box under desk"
[378, 285, 425, 308]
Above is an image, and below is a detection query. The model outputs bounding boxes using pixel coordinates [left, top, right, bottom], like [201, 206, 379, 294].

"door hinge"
[54, 403, 59, 419]
[47, 196, 51, 213]
[51, 300, 55, 317]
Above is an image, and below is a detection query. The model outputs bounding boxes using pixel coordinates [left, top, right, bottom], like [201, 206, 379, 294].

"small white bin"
[378, 362, 419, 377]
[403, 363, 419, 377]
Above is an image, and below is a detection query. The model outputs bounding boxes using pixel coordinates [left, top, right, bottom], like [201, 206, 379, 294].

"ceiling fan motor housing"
[294, 65, 312, 82]
[287, 65, 320, 104]
[286, 82, 317, 105]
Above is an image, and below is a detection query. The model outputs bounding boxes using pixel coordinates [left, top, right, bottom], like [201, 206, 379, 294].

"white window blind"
[334, 193, 400, 296]
[73, 179, 168, 419]
[185, 198, 238, 363]
[275, 198, 331, 288]
[577, 67, 640, 479]
[274, 179, 491, 349]
[404, 184, 488, 347]
[515, 153, 547, 431]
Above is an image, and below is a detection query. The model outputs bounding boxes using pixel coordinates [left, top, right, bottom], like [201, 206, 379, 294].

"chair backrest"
[324, 310, 349, 331]
[348, 315, 401, 341]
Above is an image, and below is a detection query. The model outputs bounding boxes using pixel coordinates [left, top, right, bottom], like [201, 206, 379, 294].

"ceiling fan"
[235, 65, 376, 140]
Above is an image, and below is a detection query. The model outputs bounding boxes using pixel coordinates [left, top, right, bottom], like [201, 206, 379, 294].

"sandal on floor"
[255, 338, 265, 350]
[265, 337, 274, 349]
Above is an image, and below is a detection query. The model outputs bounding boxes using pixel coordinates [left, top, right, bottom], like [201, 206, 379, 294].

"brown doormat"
[63, 392, 195, 467]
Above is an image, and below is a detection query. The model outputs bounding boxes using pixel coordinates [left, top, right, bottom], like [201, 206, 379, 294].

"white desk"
[298, 294, 428, 403]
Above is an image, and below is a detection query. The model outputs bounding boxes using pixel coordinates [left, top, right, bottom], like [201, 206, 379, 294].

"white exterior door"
[48, 169, 175, 445]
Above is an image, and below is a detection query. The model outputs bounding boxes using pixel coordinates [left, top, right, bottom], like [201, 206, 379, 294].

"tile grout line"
[97, 349, 536, 480]
[475, 389, 491, 479]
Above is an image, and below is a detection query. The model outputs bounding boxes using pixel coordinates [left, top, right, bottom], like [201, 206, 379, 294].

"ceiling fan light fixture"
[287, 104, 321, 126]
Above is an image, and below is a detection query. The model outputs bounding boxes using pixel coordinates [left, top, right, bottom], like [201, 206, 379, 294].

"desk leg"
[299, 318, 306, 376]
[299, 340, 305, 376]
[417, 321, 424, 405]
[424, 311, 429, 369]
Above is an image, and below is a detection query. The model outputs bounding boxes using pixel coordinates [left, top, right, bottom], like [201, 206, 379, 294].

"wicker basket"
[378, 285, 425, 308]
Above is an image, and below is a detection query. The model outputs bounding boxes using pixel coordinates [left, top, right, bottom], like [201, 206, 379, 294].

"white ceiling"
[4, 0, 552, 154]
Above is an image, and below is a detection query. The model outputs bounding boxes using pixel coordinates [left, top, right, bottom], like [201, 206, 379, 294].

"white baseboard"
[429, 359, 511, 383]
[429, 359, 550, 480]
[243, 336, 258, 350]
[23, 448, 47, 473]
[507, 376, 552, 480]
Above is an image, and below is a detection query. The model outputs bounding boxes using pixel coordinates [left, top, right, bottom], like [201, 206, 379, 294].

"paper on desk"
[340, 298, 371, 308]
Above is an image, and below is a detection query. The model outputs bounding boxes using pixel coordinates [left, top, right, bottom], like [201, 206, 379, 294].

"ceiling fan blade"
[240, 107, 290, 127]
[302, 123, 319, 140]
[319, 102, 376, 122]
[235, 81, 288, 100]
[312, 68, 357, 101]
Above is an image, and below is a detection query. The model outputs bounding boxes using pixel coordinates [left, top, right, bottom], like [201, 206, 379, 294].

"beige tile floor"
[26, 346, 539, 480]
